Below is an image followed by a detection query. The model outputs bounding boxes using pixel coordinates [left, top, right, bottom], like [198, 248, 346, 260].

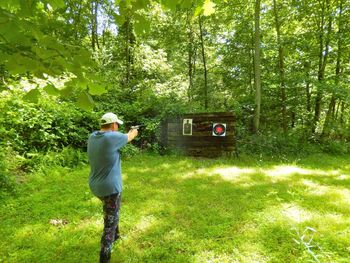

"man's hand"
[127, 128, 138, 142]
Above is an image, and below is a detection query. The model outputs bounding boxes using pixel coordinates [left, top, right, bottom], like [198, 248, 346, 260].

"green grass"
[1, 153, 350, 262]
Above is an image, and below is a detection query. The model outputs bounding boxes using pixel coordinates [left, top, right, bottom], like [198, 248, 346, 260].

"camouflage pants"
[99, 193, 121, 256]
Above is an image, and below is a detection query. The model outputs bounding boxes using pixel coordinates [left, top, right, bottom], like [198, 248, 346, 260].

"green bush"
[238, 132, 319, 157]
[237, 129, 350, 157]
[120, 143, 140, 159]
[320, 139, 350, 154]
[23, 147, 88, 171]
[0, 154, 11, 193]
[0, 90, 99, 154]
[0, 148, 16, 196]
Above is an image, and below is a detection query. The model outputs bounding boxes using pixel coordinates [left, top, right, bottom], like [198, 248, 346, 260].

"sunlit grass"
[1, 153, 350, 262]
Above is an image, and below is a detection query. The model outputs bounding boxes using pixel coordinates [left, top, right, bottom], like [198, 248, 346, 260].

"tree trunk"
[249, 29, 254, 96]
[339, 101, 345, 124]
[304, 61, 312, 113]
[273, 0, 287, 133]
[198, 15, 208, 110]
[91, 2, 96, 50]
[91, 1, 99, 50]
[253, 0, 261, 133]
[313, 0, 332, 133]
[125, 15, 130, 86]
[335, 100, 341, 120]
[322, 95, 337, 136]
[187, 10, 195, 102]
[322, 0, 343, 137]
[74, 0, 83, 41]
[94, 0, 99, 49]
[124, 14, 134, 87]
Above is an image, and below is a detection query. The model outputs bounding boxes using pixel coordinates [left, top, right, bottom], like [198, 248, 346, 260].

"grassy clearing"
[1, 153, 350, 262]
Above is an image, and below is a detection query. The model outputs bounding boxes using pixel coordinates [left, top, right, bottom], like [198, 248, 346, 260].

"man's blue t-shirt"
[87, 131, 128, 197]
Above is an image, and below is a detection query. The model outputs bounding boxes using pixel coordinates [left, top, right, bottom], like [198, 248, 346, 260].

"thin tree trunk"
[322, 96, 337, 136]
[253, 0, 261, 133]
[331, 99, 336, 117]
[322, 0, 343, 137]
[291, 112, 296, 128]
[94, 0, 99, 49]
[339, 101, 345, 124]
[193, 47, 197, 80]
[335, 100, 341, 120]
[74, 0, 83, 41]
[91, 2, 96, 50]
[187, 10, 195, 102]
[313, 0, 332, 133]
[91, 1, 100, 50]
[198, 15, 208, 110]
[273, 0, 287, 133]
[249, 29, 254, 96]
[125, 15, 131, 86]
[304, 61, 312, 113]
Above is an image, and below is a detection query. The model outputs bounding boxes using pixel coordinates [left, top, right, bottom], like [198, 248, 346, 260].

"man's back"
[88, 131, 128, 197]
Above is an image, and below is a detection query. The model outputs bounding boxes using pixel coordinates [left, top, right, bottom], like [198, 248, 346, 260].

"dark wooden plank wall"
[162, 112, 236, 157]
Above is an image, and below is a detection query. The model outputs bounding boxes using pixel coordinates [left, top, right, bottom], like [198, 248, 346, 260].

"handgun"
[131, 125, 140, 129]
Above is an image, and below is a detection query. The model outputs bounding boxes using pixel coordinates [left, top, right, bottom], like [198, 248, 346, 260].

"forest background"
[1, 0, 350, 193]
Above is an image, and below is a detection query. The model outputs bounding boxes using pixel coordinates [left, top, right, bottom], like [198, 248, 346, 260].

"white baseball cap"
[100, 112, 124, 125]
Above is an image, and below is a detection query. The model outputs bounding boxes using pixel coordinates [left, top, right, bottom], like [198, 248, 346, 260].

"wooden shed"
[161, 112, 236, 157]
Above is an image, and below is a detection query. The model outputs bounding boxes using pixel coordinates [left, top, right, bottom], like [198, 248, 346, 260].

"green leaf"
[194, 5, 202, 17]
[76, 92, 94, 111]
[203, 0, 215, 16]
[0, 85, 7, 92]
[114, 14, 126, 26]
[0, 20, 22, 43]
[4, 53, 34, 75]
[181, 0, 193, 9]
[19, 0, 35, 16]
[59, 86, 74, 97]
[133, 0, 149, 10]
[124, 0, 133, 8]
[88, 82, 106, 96]
[44, 84, 60, 96]
[33, 67, 47, 78]
[72, 49, 94, 67]
[162, 0, 179, 10]
[39, 36, 65, 53]
[24, 88, 40, 103]
[32, 46, 58, 60]
[0, 0, 20, 9]
[0, 11, 9, 24]
[47, 0, 65, 9]
[134, 15, 151, 35]
[73, 75, 90, 89]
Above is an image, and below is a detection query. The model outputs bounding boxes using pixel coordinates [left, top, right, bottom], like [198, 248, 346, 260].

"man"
[87, 112, 138, 263]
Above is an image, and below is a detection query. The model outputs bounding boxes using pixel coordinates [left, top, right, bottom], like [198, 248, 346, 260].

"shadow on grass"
[116, 155, 350, 262]
[1, 154, 349, 262]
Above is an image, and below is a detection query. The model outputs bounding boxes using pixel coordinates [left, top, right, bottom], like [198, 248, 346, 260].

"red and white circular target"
[212, 123, 226, 136]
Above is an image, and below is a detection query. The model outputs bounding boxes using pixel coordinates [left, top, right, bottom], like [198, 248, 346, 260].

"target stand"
[161, 112, 237, 157]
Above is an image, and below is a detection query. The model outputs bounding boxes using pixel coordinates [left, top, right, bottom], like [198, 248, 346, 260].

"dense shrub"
[320, 139, 350, 154]
[120, 143, 140, 159]
[238, 130, 350, 157]
[23, 147, 88, 171]
[0, 148, 15, 196]
[0, 90, 99, 153]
